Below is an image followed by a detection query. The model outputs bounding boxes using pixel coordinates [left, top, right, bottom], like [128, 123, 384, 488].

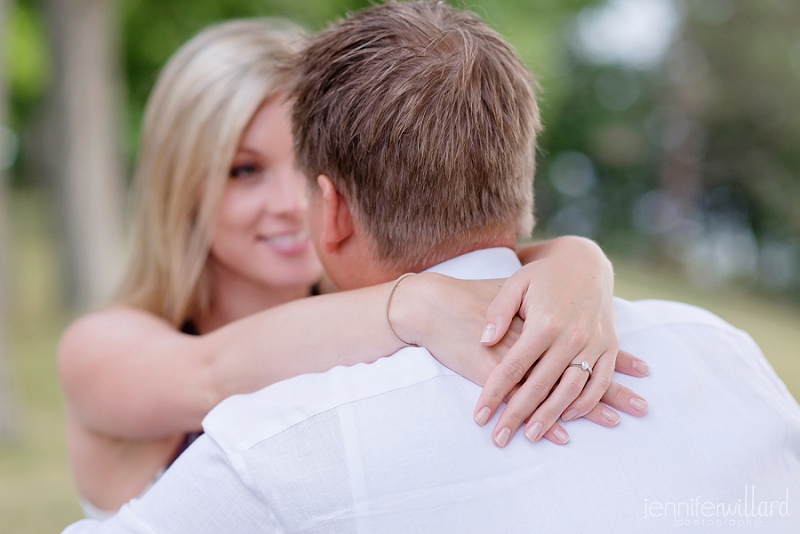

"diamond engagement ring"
[568, 360, 593, 378]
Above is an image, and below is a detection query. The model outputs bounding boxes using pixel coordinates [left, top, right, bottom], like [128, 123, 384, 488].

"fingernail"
[562, 409, 579, 422]
[480, 323, 496, 343]
[553, 428, 570, 444]
[630, 397, 648, 413]
[524, 421, 543, 441]
[602, 408, 620, 425]
[632, 359, 650, 376]
[495, 427, 511, 447]
[475, 407, 491, 426]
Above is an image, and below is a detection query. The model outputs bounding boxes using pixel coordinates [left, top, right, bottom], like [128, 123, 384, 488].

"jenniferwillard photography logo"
[642, 487, 793, 528]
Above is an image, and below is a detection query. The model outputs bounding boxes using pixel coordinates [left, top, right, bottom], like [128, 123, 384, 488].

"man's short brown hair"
[289, 1, 541, 270]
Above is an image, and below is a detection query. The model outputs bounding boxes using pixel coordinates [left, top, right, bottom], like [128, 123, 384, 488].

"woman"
[58, 19, 648, 517]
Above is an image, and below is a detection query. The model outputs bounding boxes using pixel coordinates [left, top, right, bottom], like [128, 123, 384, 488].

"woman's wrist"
[386, 272, 445, 349]
[385, 274, 419, 347]
[519, 237, 614, 296]
[526, 236, 611, 270]
[553, 236, 614, 293]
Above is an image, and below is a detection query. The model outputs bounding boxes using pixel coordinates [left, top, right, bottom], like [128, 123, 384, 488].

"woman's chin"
[213, 243, 323, 293]
[266, 258, 324, 290]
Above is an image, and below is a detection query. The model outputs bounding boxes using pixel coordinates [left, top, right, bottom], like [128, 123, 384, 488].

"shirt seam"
[226, 371, 460, 452]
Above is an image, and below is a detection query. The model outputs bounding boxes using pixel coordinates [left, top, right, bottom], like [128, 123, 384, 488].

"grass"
[0, 189, 83, 533]
[0, 188, 798, 532]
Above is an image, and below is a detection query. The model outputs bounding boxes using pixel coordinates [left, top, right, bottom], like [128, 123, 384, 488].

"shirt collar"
[423, 247, 522, 280]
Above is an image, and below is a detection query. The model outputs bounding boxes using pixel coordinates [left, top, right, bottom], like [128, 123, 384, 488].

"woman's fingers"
[475, 324, 609, 442]
[480, 276, 525, 346]
[473, 324, 551, 426]
[488, 343, 597, 446]
[487, 365, 557, 445]
[517, 364, 588, 443]
[480, 350, 649, 446]
[510, 345, 611, 444]
[581, 402, 622, 427]
[579, 380, 648, 427]
[541, 421, 570, 445]
[614, 349, 650, 377]
[578, 381, 649, 427]
[481, 355, 648, 447]
[519, 377, 648, 445]
[519, 382, 646, 446]
[601, 380, 649, 416]
[544, 382, 647, 443]
[560, 348, 616, 422]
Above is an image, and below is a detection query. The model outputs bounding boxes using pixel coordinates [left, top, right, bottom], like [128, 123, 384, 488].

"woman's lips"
[257, 230, 311, 255]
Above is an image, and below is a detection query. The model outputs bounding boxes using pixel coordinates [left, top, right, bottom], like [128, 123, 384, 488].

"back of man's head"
[289, 1, 541, 271]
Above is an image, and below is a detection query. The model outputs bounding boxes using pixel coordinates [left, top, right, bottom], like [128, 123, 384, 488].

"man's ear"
[317, 174, 354, 253]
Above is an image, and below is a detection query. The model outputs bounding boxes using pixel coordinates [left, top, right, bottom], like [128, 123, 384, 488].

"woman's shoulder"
[57, 306, 178, 386]
[60, 306, 173, 352]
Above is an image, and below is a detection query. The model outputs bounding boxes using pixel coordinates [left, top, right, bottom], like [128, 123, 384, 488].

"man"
[64, 2, 800, 532]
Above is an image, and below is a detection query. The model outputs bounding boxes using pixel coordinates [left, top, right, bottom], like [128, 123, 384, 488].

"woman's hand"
[510, 350, 649, 446]
[473, 236, 649, 446]
[391, 262, 649, 446]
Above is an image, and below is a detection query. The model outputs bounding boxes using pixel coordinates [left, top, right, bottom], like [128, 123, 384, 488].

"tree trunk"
[43, 0, 125, 310]
[0, 0, 20, 442]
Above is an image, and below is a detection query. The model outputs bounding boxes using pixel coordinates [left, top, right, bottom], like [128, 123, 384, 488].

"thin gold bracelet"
[385, 273, 419, 347]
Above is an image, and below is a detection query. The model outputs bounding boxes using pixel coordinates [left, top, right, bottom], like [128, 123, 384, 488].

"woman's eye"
[229, 164, 261, 179]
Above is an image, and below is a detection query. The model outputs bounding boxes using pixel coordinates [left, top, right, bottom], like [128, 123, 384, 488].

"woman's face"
[209, 98, 322, 293]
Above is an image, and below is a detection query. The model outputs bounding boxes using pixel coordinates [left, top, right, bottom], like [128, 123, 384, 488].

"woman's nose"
[266, 167, 308, 216]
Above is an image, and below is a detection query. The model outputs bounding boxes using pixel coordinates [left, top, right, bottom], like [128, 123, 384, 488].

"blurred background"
[0, 0, 798, 531]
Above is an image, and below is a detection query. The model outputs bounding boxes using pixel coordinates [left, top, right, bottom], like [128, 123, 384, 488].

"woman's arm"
[58, 274, 504, 440]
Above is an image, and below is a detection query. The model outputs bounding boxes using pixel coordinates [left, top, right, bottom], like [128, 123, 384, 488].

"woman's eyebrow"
[233, 147, 262, 156]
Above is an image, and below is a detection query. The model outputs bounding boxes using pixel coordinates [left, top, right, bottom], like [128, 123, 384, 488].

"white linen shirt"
[63, 247, 800, 533]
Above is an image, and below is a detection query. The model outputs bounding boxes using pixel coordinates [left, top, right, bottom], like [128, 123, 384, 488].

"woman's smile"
[256, 230, 312, 255]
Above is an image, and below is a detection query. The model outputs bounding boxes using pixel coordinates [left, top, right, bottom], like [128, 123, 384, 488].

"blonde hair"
[115, 19, 305, 326]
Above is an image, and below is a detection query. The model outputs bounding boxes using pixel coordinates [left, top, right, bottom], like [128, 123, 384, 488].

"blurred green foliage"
[4, 0, 602, 178]
[121, 0, 370, 160]
[117, 0, 599, 162]
[4, 0, 49, 125]
[527, 0, 800, 300]
[2, 0, 800, 300]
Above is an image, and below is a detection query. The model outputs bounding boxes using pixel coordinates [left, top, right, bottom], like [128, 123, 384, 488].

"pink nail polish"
[630, 397, 648, 413]
[495, 427, 511, 447]
[602, 408, 620, 425]
[524, 421, 543, 441]
[553, 428, 570, 444]
[632, 360, 650, 375]
[562, 409, 578, 422]
[475, 407, 491, 426]
[481, 323, 496, 343]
